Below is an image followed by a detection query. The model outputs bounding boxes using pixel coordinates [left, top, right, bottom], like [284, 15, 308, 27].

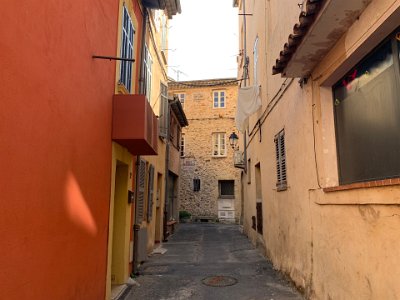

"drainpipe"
[163, 100, 171, 242]
[133, 7, 149, 276]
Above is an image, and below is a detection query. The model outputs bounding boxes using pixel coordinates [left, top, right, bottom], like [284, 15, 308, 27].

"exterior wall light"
[229, 132, 239, 149]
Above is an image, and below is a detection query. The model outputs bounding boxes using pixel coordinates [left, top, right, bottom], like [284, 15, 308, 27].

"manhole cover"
[201, 275, 238, 287]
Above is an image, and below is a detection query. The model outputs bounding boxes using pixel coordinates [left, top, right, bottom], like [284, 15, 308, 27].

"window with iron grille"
[193, 178, 200, 192]
[119, 5, 135, 92]
[274, 129, 287, 191]
[143, 44, 153, 101]
[212, 132, 226, 157]
[218, 180, 234, 198]
[213, 91, 225, 108]
[333, 29, 400, 185]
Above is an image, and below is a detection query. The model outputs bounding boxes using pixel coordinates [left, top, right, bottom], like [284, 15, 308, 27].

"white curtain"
[235, 85, 261, 132]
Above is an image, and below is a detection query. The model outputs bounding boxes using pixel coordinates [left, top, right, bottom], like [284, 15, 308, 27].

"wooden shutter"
[136, 159, 146, 223]
[275, 129, 287, 191]
[147, 164, 155, 222]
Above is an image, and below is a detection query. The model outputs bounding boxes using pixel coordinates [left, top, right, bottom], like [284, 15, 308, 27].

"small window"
[176, 93, 185, 108]
[193, 178, 200, 191]
[275, 129, 287, 191]
[213, 91, 225, 108]
[212, 132, 226, 157]
[219, 180, 234, 198]
[180, 134, 185, 157]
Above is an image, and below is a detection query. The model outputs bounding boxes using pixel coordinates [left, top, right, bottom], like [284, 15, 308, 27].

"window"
[180, 133, 185, 157]
[176, 93, 185, 108]
[333, 30, 400, 185]
[119, 6, 135, 92]
[193, 178, 200, 191]
[212, 132, 226, 156]
[159, 82, 168, 138]
[247, 158, 251, 184]
[161, 14, 167, 50]
[147, 164, 155, 222]
[253, 36, 259, 85]
[144, 45, 153, 101]
[275, 129, 287, 191]
[218, 180, 234, 198]
[213, 91, 225, 108]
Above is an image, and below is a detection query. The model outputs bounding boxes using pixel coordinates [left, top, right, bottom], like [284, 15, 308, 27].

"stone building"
[169, 79, 241, 223]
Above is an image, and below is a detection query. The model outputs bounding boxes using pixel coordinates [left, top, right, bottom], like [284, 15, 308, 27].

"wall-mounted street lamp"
[229, 132, 239, 149]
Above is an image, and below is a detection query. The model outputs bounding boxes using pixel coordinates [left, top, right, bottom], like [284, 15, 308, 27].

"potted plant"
[179, 210, 192, 223]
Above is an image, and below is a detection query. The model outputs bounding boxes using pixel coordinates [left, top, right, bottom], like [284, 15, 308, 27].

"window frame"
[332, 31, 400, 185]
[119, 5, 135, 93]
[213, 90, 226, 108]
[218, 180, 235, 199]
[212, 132, 227, 157]
[144, 44, 153, 101]
[253, 36, 259, 85]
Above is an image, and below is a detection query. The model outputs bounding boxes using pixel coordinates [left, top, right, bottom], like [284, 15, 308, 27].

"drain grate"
[201, 275, 238, 287]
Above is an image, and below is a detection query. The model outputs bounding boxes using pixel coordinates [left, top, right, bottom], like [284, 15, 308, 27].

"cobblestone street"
[126, 223, 303, 300]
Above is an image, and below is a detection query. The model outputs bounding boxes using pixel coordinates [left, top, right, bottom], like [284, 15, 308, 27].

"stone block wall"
[169, 79, 242, 222]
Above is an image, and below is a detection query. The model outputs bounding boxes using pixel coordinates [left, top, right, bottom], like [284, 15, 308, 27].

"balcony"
[234, 150, 245, 169]
[112, 94, 158, 155]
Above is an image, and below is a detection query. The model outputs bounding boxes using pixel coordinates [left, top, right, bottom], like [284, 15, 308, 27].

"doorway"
[155, 172, 163, 243]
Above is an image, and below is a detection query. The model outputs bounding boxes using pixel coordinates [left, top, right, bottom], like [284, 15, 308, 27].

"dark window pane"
[333, 34, 400, 184]
[219, 180, 234, 197]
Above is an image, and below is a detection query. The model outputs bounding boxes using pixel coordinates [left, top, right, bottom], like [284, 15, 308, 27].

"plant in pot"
[179, 210, 192, 223]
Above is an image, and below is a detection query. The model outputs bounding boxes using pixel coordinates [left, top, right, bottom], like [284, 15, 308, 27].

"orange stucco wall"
[0, 1, 119, 299]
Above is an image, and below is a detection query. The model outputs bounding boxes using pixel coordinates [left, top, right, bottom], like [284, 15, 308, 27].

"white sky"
[167, 0, 239, 81]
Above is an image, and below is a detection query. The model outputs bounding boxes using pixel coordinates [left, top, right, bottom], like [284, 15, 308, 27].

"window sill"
[218, 196, 235, 199]
[311, 178, 400, 205]
[323, 178, 400, 193]
[212, 155, 227, 158]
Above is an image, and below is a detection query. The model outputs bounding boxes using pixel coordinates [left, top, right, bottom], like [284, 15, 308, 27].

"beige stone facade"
[234, 0, 400, 299]
[169, 79, 242, 223]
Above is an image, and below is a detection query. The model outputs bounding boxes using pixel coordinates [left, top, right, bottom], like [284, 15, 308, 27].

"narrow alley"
[125, 224, 303, 300]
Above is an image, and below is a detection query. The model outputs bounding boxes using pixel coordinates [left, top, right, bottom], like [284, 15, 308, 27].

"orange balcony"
[112, 94, 158, 155]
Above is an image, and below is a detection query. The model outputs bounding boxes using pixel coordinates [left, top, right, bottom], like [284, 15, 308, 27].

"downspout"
[133, 6, 149, 276]
[163, 100, 170, 242]
[242, 0, 248, 173]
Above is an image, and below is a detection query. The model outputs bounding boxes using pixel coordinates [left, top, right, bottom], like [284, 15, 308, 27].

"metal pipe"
[163, 99, 171, 242]
[92, 55, 135, 62]
[133, 7, 149, 275]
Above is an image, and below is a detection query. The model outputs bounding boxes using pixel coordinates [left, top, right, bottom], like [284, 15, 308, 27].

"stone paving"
[125, 223, 303, 300]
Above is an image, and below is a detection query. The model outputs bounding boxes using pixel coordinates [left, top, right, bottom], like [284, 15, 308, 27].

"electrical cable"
[168, 77, 248, 88]
[246, 78, 294, 147]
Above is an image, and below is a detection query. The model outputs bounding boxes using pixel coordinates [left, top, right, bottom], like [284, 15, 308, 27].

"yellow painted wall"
[106, 142, 133, 300]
